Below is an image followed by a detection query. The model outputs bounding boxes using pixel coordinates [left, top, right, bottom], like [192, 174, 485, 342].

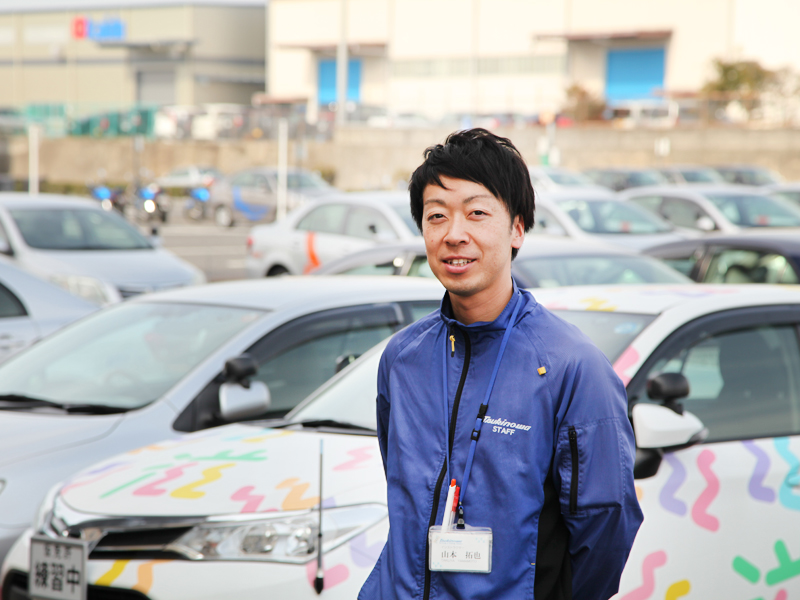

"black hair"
[408, 128, 535, 259]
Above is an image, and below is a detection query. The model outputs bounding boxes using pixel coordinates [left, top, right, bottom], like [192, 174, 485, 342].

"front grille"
[3, 571, 152, 600]
[89, 527, 193, 561]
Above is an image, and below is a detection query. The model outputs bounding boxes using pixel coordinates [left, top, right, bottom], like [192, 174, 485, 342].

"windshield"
[288, 172, 333, 191]
[0, 302, 263, 410]
[10, 208, 152, 250]
[546, 171, 594, 186]
[555, 199, 673, 234]
[288, 309, 653, 429]
[514, 255, 690, 287]
[629, 171, 669, 186]
[770, 191, 800, 209]
[679, 169, 725, 183]
[704, 194, 800, 227]
[391, 203, 419, 233]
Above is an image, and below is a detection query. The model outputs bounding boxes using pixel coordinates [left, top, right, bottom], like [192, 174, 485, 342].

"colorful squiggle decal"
[774, 437, 800, 511]
[305, 559, 349, 590]
[691, 449, 720, 532]
[171, 463, 235, 499]
[733, 555, 761, 583]
[174, 449, 266, 462]
[350, 532, 384, 568]
[579, 296, 618, 312]
[618, 550, 667, 600]
[132, 560, 171, 595]
[774, 590, 788, 600]
[134, 463, 197, 496]
[665, 580, 690, 600]
[659, 454, 687, 516]
[766, 540, 800, 585]
[334, 447, 374, 471]
[276, 477, 319, 510]
[231, 486, 264, 513]
[241, 430, 294, 443]
[743, 441, 776, 503]
[62, 464, 131, 493]
[95, 560, 129, 586]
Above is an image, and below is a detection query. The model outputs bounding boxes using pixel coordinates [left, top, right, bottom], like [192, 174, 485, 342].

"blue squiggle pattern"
[659, 454, 688, 516]
[774, 437, 800, 511]
[742, 440, 776, 503]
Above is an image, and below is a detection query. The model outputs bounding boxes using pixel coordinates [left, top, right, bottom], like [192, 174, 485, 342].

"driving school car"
[6, 284, 800, 599]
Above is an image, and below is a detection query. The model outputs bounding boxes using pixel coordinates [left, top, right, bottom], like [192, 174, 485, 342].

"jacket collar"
[439, 279, 528, 333]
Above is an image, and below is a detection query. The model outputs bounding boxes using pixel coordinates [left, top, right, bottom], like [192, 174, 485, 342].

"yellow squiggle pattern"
[665, 580, 690, 600]
[276, 477, 319, 510]
[170, 463, 235, 499]
[579, 297, 618, 312]
[132, 560, 172, 595]
[95, 560, 129, 586]
[242, 430, 294, 443]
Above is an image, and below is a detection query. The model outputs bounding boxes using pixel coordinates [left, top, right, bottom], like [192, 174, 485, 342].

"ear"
[511, 215, 525, 250]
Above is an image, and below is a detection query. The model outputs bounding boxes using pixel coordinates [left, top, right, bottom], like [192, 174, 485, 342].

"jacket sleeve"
[552, 346, 643, 600]
[376, 347, 392, 476]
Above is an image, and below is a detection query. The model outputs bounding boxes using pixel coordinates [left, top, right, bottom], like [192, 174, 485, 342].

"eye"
[427, 212, 445, 222]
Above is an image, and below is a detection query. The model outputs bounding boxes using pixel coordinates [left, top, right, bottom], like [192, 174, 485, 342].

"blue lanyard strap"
[442, 291, 523, 525]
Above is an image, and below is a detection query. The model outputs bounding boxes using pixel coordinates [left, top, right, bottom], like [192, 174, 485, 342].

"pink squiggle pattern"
[775, 590, 787, 600]
[334, 447, 374, 471]
[305, 559, 349, 590]
[612, 347, 639, 386]
[133, 463, 197, 496]
[618, 551, 667, 600]
[231, 486, 264, 513]
[61, 463, 131, 493]
[691, 449, 720, 532]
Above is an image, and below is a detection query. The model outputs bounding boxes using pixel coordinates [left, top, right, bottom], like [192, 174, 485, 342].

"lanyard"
[442, 291, 523, 522]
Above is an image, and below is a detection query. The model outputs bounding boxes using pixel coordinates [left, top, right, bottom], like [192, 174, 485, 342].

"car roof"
[532, 284, 800, 317]
[0, 192, 98, 209]
[646, 230, 800, 253]
[622, 184, 766, 196]
[537, 188, 617, 201]
[132, 275, 443, 311]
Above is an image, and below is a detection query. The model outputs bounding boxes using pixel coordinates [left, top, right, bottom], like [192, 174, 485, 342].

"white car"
[245, 192, 420, 277]
[0, 276, 442, 563]
[0, 256, 96, 362]
[0, 194, 206, 305]
[534, 188, 692, 251]
[527, 166, 606, 192]
[7, 284, 800, 599]
[621, 184, 800, 234]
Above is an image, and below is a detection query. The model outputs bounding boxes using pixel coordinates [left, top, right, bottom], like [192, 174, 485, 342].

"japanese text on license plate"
[29, 536, 87, 600]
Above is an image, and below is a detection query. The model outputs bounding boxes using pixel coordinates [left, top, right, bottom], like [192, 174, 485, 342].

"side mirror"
[219, 354, 271, 421]
[695, 216, 716, 232]
[632, 403, 707, 450]
[646, 372, 690, 414]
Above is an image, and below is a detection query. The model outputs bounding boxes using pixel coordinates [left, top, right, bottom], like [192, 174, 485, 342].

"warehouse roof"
[0, 0, 263, 13]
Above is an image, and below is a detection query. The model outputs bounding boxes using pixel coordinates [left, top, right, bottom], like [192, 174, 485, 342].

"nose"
[443, 214, 470, 246]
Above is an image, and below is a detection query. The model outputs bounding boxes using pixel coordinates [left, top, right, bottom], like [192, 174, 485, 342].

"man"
[359, 129, 642, 600]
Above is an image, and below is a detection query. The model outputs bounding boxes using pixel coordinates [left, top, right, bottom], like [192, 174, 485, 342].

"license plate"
[29, 535, 87, 600]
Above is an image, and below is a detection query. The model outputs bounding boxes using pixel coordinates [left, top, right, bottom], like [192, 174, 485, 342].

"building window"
[318, 59, 362, 105]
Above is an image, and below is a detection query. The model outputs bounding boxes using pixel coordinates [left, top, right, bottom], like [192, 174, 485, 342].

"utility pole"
[277, 118, 288, 221]
[335, 0, 348, 126]
[28, 124, 40, 195]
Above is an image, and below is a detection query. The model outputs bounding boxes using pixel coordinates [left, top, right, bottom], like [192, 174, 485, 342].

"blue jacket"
[359, 286, 643, 600]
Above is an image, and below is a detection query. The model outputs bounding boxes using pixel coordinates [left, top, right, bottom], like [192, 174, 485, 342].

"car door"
[661, 197, 715, 231]
[338, 205, 398, 256]
[0, 282, 38, 362]
[293, 203, 353, 272]
[619, 307, 800, 598]
[701, 246, 800, 284]
[173, 300, 440, 432]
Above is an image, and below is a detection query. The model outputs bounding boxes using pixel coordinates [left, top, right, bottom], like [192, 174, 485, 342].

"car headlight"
[34, 481, 64, 533]
[50, 274, 121, 306]
[168, 504, 386, 563]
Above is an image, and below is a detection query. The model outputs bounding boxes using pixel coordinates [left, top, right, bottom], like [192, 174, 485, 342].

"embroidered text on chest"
[483, 416, 532, 436]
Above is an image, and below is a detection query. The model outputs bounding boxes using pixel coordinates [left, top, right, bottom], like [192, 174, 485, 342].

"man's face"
[421, 176, 524, 299]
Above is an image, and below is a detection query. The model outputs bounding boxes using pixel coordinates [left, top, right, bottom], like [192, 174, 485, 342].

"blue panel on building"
[605, 48, 665, 102]
[318, 59, 362, 105]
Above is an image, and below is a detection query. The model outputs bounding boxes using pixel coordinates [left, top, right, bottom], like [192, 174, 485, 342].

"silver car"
[0, 257, 96, 362]
[0, 275, 442, 561]
[0, 193, 206, 305]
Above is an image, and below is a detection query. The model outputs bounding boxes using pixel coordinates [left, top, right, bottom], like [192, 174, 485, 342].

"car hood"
[59, 424, 385, 517]
[25, 248, 197, 288]
[0, 412, 122, 467]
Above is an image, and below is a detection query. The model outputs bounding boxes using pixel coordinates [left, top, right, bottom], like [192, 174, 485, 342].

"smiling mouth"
[445, 259, 476, 266]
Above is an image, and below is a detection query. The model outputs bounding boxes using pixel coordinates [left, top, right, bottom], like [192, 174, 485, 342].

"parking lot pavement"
[158, 210, 250, 281]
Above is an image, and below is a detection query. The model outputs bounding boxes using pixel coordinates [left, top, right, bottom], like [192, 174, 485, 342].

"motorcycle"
[89, 184, 124, 214]
[123, 183, 171, 224]
[183, 187, 210, 222]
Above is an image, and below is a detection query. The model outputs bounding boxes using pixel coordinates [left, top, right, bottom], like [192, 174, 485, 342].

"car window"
[247, 305, 400, 415]
[512, 255, 690, 287]
[390, 203, 417, 233]
[680, 168, 724, 183]
[556, 199, 672, 234]
[9, 208, 152, 250]
[170, 168, 190, 177]
[628, 171, 668, 187]
[659, 171, 679, 184]
[661, 198, 705, 229]
[654, 247, 703, 277]
[703, 248, 799, 284]
[341, 261, 396, 276]
[286, 171, 333, 191]
[704, 194, 800, 227]
[771, 191, 800, 209]
[345, 207, 397, 240]
[0, 283, 26, 318]
[641, 325, 800, 442]
[627, 195, 663, 213]
[253, 175, 272, 192]
[531, 206, 567, 236]
[296, 204, 348, 234]
[230, 172, 257, 187]
[408, 255, 436, 278]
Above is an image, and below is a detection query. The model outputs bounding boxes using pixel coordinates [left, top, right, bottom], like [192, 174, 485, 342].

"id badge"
[428, 525, 492, 573]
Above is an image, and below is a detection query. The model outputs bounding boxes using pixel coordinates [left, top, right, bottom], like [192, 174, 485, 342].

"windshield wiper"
[276, 419, 375, 432]
[0, 394, 129, 414]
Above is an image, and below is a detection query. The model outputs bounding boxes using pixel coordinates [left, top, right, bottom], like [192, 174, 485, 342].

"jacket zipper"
[423, 328, 471, 600]
[568, 426, 579, 514]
